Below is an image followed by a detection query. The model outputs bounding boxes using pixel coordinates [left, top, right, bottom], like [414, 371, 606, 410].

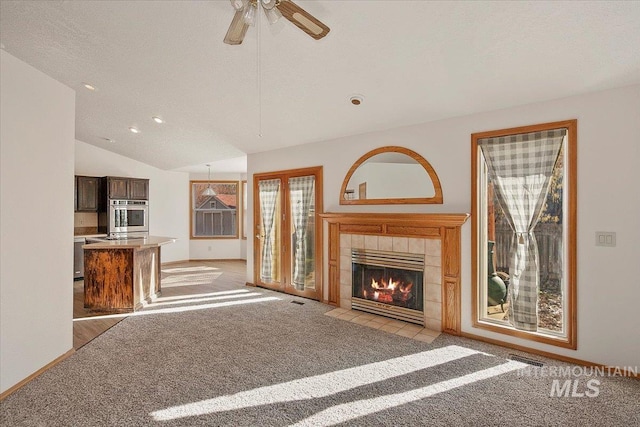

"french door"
[253, 166, 323, 300]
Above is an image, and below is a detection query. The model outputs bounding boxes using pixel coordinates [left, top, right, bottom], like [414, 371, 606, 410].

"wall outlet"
[595, 232, 616, 247]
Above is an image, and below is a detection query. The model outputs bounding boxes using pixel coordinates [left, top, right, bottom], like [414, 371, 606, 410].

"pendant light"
[202, 164, 217, 196]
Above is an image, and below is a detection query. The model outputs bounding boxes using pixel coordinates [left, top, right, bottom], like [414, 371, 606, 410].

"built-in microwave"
[109, 200, 149, 236]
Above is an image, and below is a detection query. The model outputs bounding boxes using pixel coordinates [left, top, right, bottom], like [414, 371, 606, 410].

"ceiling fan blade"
[276, 0, 330, 40]
[224, 9, 250, 45]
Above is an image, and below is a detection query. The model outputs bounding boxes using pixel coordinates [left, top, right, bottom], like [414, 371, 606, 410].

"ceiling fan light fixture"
[224, 0, 329, 44]
[260, 0, 279, 10]
[230, 0, 246, 11]
[263, 6, 282, 24]
[243, 1, 257, 26]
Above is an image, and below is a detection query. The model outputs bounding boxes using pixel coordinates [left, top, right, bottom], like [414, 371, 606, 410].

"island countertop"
[83, 236, 176, 249]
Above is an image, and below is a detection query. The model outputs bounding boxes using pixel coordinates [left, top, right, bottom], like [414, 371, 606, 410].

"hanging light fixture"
[202, 164, 217, 196]
[230, 0, 281, 28]
[260, 0, 282, 25]
[224, 0, 329, 45]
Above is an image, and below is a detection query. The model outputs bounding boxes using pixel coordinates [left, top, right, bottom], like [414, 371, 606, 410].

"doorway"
[253, 166, 323, 300]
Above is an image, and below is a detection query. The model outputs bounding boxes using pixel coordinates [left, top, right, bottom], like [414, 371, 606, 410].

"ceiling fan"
[224, 0, 330, 45]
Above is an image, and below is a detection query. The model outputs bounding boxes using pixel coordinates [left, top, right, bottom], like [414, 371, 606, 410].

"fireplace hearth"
[352, 249, 425, 325]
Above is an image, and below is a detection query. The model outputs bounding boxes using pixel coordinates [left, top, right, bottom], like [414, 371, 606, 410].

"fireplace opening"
[353, 266, 423, 310]
[352, 249, 424, 325]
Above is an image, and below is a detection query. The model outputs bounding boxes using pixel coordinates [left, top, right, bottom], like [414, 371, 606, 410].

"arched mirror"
[340, 146, 443, 205]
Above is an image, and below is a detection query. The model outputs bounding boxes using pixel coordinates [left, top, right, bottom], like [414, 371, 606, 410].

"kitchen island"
[83, 236, 176, 312]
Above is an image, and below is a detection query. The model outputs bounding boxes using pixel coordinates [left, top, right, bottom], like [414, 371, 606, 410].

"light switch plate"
[595, 231, 616, 247]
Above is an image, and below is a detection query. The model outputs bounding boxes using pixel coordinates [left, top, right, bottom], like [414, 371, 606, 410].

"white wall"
[247, 84, 640, 368]
[188, 172, 245, 260]
[75, 141, 189, 262]
[1, 51, 75, 393]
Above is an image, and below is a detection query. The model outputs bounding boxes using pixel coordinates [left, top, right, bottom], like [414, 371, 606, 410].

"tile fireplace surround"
[320, 213, 469, 335]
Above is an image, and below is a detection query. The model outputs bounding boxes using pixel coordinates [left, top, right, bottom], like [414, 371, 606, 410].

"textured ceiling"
[1, 1, 639, 171]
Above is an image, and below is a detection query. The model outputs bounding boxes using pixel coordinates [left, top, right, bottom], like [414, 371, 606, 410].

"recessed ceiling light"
[349, 94, 364, 106]
[83, 83, 97, 91]
[152, 116, 164, 124]
[129, 127, 140, 134]
[101, 137, 115, 143]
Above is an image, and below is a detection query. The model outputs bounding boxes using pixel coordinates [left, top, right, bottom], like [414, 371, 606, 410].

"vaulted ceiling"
[1, 1, 639, 172]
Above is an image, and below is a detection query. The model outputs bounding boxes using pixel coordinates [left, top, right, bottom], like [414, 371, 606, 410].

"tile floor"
[324, 307, 441, 343]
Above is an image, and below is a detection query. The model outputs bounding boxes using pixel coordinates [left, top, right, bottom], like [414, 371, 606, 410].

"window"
[190, 181, 239, 239]
[471, 120, 577, 349]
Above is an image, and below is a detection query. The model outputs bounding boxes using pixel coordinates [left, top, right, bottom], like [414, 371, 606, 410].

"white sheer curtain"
[289, 176, 315, 290]
[258, 179, 280, 282]
[479, 130, 565, 331]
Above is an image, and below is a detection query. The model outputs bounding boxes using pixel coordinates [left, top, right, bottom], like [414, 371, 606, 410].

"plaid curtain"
[258, 179, 281, 282]
[479, 129, 565, 331]
[289, 176, 315, 290]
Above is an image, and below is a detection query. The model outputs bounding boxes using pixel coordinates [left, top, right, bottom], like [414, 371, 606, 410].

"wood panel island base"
[83, 236, 176, 312]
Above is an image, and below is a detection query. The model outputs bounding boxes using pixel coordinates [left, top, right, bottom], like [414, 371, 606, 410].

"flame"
[371, 277, 403, 290]
[399, 282, 413, 293]
[363, 274, 415, 304]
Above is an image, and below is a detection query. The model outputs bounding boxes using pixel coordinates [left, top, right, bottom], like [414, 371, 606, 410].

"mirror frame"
[339, 146, 443, 205]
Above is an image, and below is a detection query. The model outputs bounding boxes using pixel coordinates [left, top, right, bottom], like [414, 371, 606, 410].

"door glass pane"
[288, 175, 316, 291]
[258, 179, 282, 285]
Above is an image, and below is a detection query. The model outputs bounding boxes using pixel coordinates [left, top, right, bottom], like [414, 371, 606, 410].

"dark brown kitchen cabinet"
[76, 176, 99, 212]
[106, 177, 149, 200]
[129, 179, 149, 200]
[108, 177, 129, 199]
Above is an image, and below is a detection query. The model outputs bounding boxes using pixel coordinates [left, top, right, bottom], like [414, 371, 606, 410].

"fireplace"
[321, 212, 469, 334]
[352, 249, 425, 325]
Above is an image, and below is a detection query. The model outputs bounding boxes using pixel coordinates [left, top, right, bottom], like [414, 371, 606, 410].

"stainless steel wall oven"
[107, 199, 149, 237]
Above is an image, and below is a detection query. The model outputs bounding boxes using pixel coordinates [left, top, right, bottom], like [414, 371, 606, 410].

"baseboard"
[160, 259, 191, 266]
[246, 282, 256, 287]
[161, 259, 247, 266]
[0, 348, 75, 401]
[460, 331, 639, 379]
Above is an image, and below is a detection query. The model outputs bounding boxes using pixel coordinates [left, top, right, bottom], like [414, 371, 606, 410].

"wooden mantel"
[320, 212, 469, 335]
